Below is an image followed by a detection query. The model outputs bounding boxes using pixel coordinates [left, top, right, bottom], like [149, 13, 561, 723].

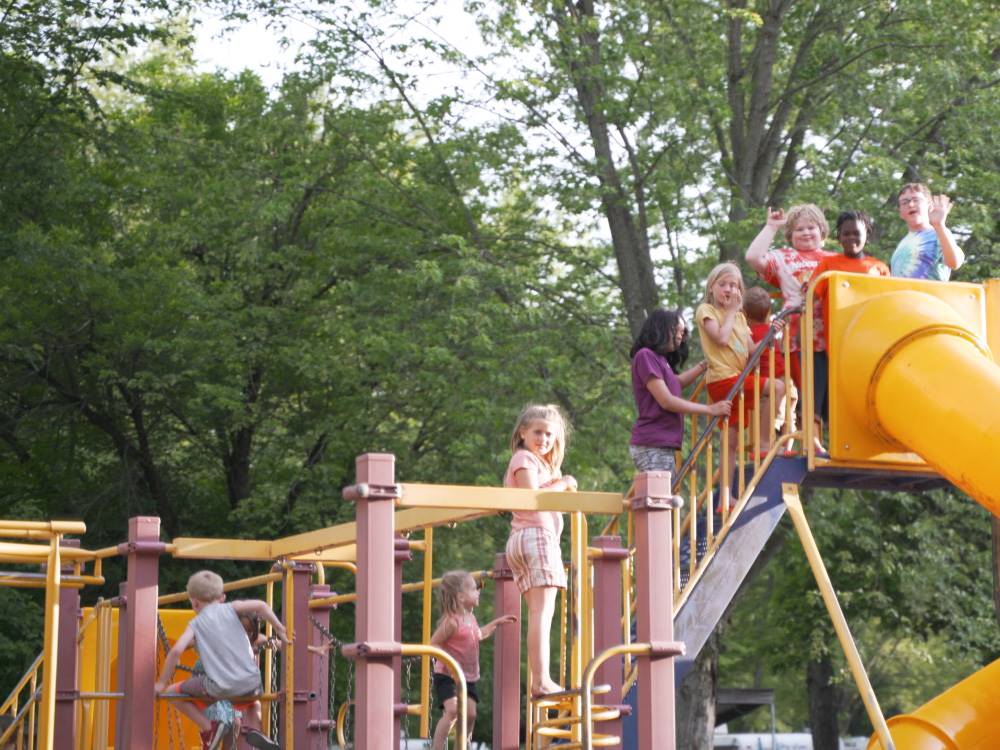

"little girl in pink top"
[430, 570, 517, 750]
[503, 403, 577, 697]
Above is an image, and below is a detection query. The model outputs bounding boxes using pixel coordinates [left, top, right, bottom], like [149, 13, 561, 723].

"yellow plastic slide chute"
[838, 289, 1000, 516]
[865, 657, 1000, 750]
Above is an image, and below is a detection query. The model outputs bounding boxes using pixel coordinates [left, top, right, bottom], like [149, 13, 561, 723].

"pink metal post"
[343, 453, 399, 750]
[115, 516, 164, 750]
[54, 540, 81, 750]
[306, 584, 335, 748]
[631, 472, 680, 750]
[592, 535, 629, 742]
[284, 562, 315, 749]
[393, 535, 411, 746]
[491, 552, 521, 750]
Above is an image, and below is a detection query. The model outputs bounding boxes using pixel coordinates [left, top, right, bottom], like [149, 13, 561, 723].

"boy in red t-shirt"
[743, 286, 798, 442]
[745, 203, 836, 392]
[807, 210, 889, 452]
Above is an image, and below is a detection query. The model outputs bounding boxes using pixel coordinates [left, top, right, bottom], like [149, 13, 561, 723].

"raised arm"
[745, 207, 785, 274]
[929, 194, 965, 270]
[231, 600, 290, 645]
[155, 626, 195, 693]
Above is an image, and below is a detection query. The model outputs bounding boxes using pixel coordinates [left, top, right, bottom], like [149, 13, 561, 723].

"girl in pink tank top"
[429, 570, 517, 750]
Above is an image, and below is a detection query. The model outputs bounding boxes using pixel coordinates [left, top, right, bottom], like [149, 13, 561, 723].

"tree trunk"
[807, 653, 840, 750]
[676, 630, 718, 749]
[554, 0, 658, 336]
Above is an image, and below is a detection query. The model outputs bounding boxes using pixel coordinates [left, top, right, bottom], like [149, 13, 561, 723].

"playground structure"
[0, 274, 998, 750]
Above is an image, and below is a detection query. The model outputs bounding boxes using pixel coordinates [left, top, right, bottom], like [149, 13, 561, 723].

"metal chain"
[344, 656, 354, 748]
[307, 614, 342, 748]
[155, 614, 192, 672]
[155, 618, 181, 750]
[308, 614, 343, 646]
[268, 648, 281, 736]
[402, 656, 414, 744]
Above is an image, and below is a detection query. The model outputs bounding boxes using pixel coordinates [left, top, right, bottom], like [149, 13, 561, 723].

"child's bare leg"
[242, 701, 263, 731]
[432, 698, 458, 750]
[814, 420, 827, 453]
[169, 694, 211, 732]
[466, 700, 478, 743]
[525, 586, 561, 695]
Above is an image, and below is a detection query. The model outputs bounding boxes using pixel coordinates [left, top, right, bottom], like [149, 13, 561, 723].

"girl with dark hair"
[806, 210, 889, 455]
[629, 308, 731, 474]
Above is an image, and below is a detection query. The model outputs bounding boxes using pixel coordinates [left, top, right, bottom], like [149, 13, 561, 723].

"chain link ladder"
[343, 651, 354, 748]
[402, 655, 414, 746]
[308, 614, 343, 748]
[155, 614, 184, 750]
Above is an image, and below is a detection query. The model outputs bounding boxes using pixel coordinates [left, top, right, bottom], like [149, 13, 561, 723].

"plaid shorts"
[505, 527, 567, 593]
[628, 445, 677, 474]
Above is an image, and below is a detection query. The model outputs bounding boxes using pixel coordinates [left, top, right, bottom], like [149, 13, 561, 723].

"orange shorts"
[707, 374, 772, 424]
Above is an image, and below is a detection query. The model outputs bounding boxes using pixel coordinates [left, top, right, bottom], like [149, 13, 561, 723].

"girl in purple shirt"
[630, 309, 732, 475]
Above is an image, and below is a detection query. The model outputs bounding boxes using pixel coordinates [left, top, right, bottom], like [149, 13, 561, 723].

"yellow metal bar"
[752, 367, 761, 474]
[0, 542, 91, 562]
[0, 653, 43, 716]
[397, 483, 624, 515]
[309, 569, 492, 609]
[157, 571, 283, 605]
[292, 547, 358, 563]
[321, 561, 358, 575]
[28, 669, 37, 750]
[0, 520, 86, 535]
[419, 526, 433, 738]
[582, 643, 683, 750]
[38, 536, 61, 750]
[558, 585, 568, 690]
[0, 572, 102, 588]
[93, 604, 112, 750]
[781, 483, 894, 750]
[267, 507, 496, 560]
[263, 580, 274, 737]
[803, 277, 819, 468]
[570, 512, 585, 694]
[400, 644, 467, 749]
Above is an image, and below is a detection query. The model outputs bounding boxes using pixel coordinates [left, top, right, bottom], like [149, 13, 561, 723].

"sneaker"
[244, 729, 280, 750]
[200, 720, 228, 750]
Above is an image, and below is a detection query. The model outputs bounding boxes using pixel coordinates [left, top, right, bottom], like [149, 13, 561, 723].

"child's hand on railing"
[708, 401, 732, 418]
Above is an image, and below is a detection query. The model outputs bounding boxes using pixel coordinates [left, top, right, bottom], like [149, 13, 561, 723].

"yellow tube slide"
[838, 289, 1000, 516]
[835, 287, 1000, 748]
[865, 657, 1000, 750]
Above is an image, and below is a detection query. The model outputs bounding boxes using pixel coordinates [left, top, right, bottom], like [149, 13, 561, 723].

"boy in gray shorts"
[155, 570, 289, 750]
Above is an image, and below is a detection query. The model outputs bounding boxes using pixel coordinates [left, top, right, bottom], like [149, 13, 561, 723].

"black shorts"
[433, 673, 479, 708]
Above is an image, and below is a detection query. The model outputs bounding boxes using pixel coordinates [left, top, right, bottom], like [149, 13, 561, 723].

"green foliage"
[721, 488, 1000, 733]
[2, 0, 1000, 740]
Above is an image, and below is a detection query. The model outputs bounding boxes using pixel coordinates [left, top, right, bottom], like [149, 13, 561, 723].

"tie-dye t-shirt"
[890, 228, 949, 281]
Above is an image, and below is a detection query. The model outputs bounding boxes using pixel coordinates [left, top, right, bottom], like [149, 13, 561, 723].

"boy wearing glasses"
[891, 183, 964, 280]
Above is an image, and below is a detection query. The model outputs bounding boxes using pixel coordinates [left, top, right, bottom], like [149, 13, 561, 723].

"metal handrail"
[581, 642, 685, 750]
